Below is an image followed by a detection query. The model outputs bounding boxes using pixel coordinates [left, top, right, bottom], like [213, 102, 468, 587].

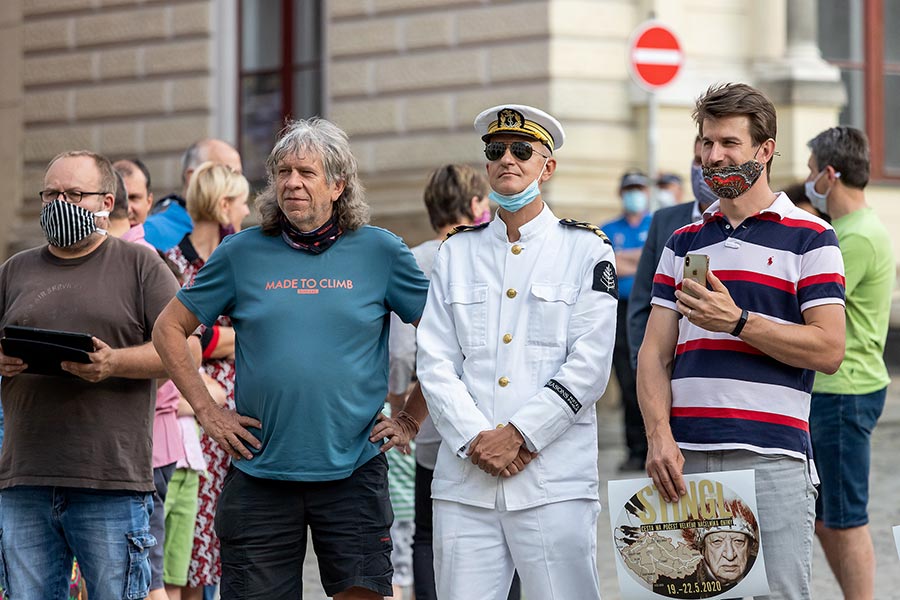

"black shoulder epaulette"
[445, 222, 489, 239]
[559, 219, 611, 245]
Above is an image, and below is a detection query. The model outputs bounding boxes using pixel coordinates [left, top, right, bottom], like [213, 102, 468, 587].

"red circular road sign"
[628, 21, 683, 90]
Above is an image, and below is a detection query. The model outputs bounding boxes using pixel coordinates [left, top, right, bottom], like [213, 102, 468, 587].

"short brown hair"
[423, 165, 489, 231]
[693, 83, 777, 172]
[47, 150, 117, 197]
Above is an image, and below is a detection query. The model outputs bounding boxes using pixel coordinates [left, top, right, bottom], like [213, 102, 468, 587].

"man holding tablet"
[0, 150, 188, 600]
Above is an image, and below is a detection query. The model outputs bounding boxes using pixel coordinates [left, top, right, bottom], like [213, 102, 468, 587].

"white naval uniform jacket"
[416, 204, 618, 510]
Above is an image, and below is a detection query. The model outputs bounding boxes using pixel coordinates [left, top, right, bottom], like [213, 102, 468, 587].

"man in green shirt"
[806, 126, 895, 600]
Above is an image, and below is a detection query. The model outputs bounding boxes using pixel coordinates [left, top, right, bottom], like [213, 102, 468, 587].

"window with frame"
[818, 0, 900, 179]
[239, 0, 324, 190]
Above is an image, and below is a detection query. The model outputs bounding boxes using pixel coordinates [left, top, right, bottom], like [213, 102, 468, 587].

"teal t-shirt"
[814, 207, 895, 395]
[177, 225, 429, 481]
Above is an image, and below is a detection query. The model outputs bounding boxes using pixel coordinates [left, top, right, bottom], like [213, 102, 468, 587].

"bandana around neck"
[279, 212, 343, 254]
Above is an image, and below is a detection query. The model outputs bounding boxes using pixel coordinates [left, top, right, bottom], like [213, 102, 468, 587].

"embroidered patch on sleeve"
[545, 379, 581, 414]
[593, 260, 618, 298]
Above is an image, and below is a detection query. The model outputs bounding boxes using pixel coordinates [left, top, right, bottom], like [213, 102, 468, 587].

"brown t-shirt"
[0, 236, 180, 492]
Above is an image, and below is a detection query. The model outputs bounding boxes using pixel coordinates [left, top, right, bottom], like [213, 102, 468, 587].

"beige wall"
[11, 0, 217, 258]
[326, 0, 855, 239]
[0, 0, 23, 258]
[328, 0, 558, 246]
[2, 0, 896, 266]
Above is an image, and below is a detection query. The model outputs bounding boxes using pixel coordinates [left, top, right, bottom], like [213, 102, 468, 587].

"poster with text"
[608, 469, 769, 599]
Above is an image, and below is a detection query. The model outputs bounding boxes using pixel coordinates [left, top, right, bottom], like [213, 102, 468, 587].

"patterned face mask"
[701, 145, 766, 200]
[39, 199, 107, 247]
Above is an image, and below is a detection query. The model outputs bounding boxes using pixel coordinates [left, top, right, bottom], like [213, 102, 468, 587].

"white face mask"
[804, 168, 840, 215]
[655, 189, 677, 209]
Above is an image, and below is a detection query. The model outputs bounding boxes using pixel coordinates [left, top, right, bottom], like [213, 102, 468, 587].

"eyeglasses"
[484, 141, 549, 162]
[39, 189, 108, 204]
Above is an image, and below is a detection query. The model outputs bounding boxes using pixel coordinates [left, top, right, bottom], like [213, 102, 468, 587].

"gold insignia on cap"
[499, 108, 524, 129]
[486, 107, 555, 151]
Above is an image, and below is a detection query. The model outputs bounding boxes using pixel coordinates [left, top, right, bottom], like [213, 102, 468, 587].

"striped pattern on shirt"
[650, 193, 845, 461]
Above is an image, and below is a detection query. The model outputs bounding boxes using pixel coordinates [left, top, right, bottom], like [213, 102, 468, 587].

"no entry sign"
[628, 21, 683, 91]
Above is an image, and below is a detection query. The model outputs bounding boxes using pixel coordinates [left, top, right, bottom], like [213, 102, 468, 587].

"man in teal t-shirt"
[805, 127, 895, 600]
[154, 119, 429, 600]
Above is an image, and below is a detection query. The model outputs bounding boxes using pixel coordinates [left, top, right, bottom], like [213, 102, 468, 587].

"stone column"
[755, 0, 847, 185]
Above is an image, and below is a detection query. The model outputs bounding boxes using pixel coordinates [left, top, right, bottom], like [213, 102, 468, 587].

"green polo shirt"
[814, 207, 894, 395]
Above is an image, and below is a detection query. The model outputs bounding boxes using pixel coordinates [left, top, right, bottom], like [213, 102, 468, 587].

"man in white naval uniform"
[416, 104, 618, 599]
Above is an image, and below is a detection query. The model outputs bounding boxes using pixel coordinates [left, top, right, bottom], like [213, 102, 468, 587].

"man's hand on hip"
[195, 403, 262, 461]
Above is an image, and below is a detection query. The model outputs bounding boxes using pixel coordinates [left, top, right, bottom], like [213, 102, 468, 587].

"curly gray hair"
[257, 118, 369, 234]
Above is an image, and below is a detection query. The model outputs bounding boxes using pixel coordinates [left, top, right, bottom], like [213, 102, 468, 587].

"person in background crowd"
[107, 170, 132, 238]
[161, 162, 249, 600]
[655, 172, 684, 209]
[602, 171, 653, 472]
[628, 136, 717, 371]
[109, 163, 186, 600]
[114, 158, 157, 246]
[144, 139, 243, 251]
[806, 126, 894, 600]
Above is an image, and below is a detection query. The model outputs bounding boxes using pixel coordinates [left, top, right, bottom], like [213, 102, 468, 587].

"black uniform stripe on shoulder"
[445, 222, 489, 239]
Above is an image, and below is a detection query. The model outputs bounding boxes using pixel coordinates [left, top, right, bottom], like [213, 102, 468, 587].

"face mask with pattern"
[701, 144, 766, 200]
[39, 199, 108, 247]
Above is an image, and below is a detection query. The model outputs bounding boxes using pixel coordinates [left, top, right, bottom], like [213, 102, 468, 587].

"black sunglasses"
[484, 141, 549, 162]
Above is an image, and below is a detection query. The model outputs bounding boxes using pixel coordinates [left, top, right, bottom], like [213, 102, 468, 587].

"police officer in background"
[416, 104, 618, 600]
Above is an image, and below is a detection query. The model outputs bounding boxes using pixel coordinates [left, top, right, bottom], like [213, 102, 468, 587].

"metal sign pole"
[648, 90, 658, 210]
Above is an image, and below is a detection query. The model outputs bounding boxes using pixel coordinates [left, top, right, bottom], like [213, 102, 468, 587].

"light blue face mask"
[489, 157, 549, 213]
[622, 189, 648, 214]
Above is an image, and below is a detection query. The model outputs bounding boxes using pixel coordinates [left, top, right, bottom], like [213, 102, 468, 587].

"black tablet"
[1, 325, 94, 377]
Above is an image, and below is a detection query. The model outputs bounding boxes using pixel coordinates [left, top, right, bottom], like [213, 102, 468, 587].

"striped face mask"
[39, 199, 109, 248]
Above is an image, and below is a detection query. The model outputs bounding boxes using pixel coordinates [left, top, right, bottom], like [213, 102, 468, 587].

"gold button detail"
[511, 245, 522, 255]
[496, 423, 505, 429]
[498, 376, 510, 387]
[506, 288, 517, 299]
[502, 333, 513, 344]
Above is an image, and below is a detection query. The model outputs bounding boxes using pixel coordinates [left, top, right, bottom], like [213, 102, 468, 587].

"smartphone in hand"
[682, 253, 709, 298]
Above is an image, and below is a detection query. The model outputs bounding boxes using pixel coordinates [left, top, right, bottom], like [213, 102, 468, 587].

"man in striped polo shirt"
[637, 83, 846, 599]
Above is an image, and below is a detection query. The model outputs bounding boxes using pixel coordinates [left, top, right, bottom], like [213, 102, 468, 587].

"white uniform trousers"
[433, 498, 602, 600]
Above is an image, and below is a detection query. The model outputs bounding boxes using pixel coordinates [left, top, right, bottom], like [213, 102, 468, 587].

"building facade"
[2, 0, 898, 263]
